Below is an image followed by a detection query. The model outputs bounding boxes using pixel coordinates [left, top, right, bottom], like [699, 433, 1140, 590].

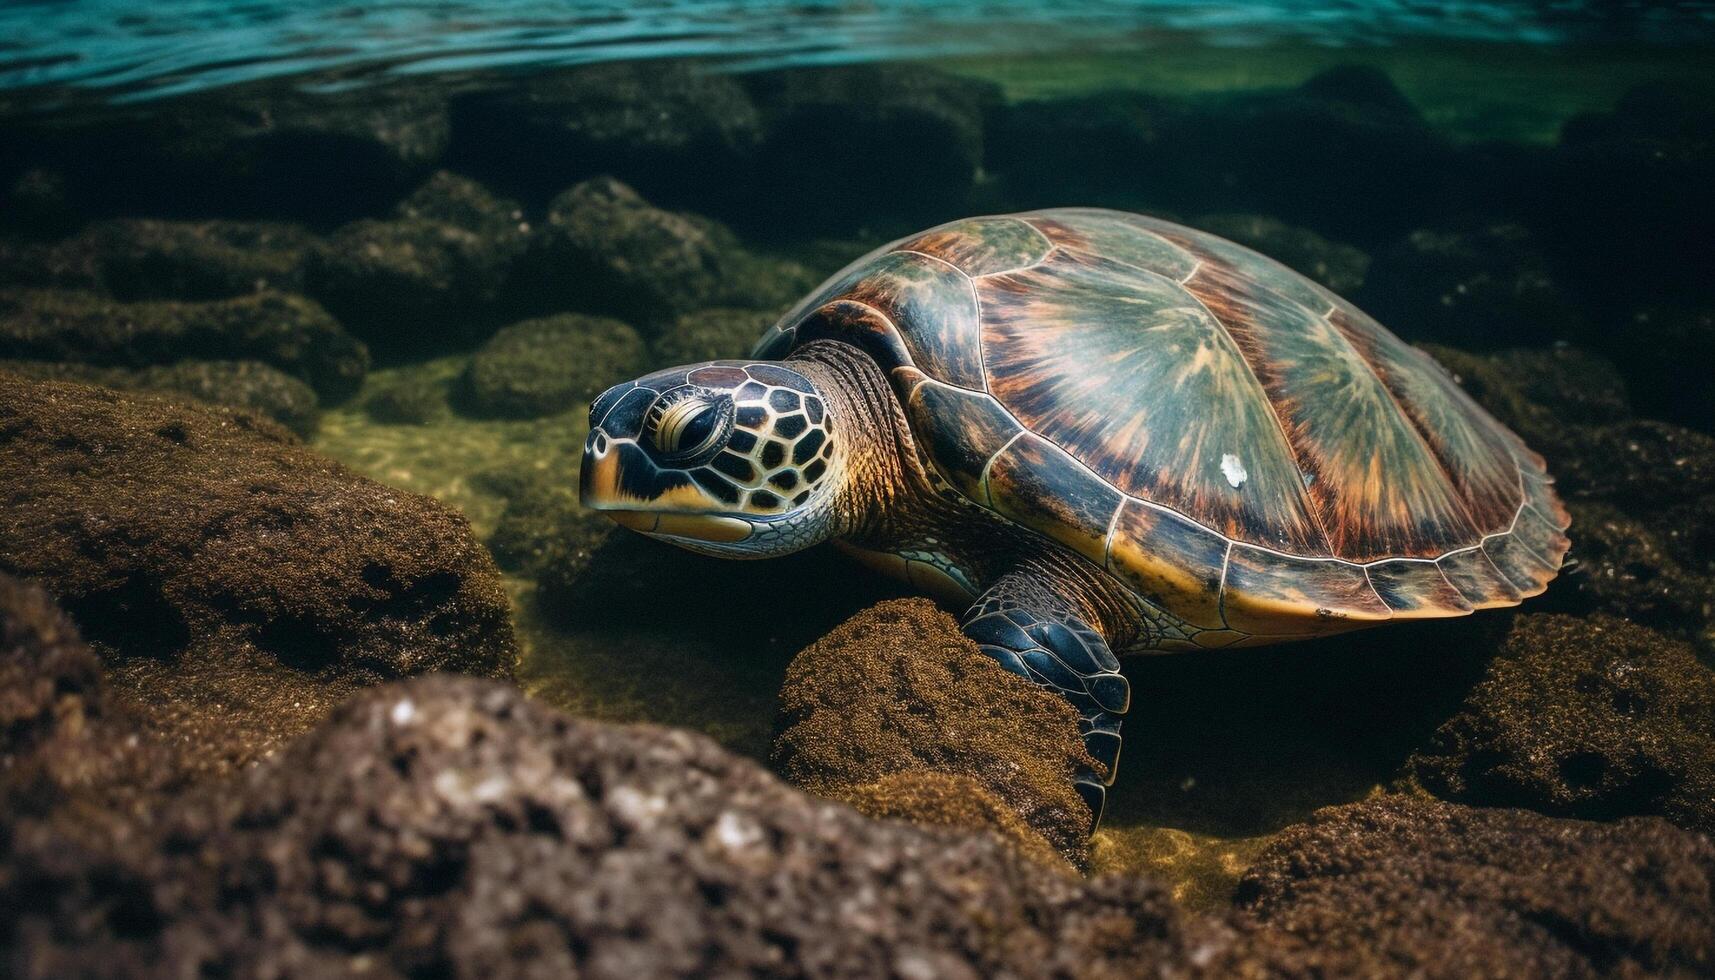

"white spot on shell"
[390, 698, 416, 726]
[1220, 454, 1247, 489]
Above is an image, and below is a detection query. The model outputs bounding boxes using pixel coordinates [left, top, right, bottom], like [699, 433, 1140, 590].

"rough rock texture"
[1236, 795, 1715, 979]
[449, 61, 764, 210]
[0, 358, 320, 436]
[774, 599, 1097, 864]
[459, 313, 647, 419]
[652, 306, 778, 366]
[0, 574, 171, 819]
[303, 172, 530, 358]
[0, 375, 515, 784]
[1191, 213, 1370, 294]
[1361, 223, 1585, 349]
[523, 176, 812, 330]
[744, 64, 1001, 230]
[0, 287, 368, 401]
[838, 771, 1071, 870]
[1405, 614, 1715, 835]
[0, 218, 314, 299]
[3, 676, 1208, 980]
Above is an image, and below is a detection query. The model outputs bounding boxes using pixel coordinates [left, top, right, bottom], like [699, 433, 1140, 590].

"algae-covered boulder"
[1191, 213, 1370, 294]
[774, 599, 1097, 865]
[459, 313, 647, 419]
[0, 218, 314, 300]
[0, 288, 367, 401]
[0, 574, 106, 795]
[449, 60, 765, 209]
[652, 307, 777, 366]
[303, 172, 530, 358]
[1405, 614, 1715, 834]
[1236, 795, 1715, 978]
[0, 375, 515, 784]
[2, 675, 1201, 979]
[524, 176, 812, 330]
[0, 358, 320, 436]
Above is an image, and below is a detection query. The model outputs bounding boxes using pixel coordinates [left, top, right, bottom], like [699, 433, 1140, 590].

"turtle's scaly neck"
[785, 341, 948, 545]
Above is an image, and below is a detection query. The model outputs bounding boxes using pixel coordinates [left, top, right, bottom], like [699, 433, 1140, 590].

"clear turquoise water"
[3, 0, 1711, 102]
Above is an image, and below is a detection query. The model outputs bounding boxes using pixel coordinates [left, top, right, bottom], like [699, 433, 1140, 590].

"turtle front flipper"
[962, 569, 1130, 831]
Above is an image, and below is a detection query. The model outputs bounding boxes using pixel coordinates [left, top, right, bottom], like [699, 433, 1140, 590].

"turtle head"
[580, 361, 846, 558]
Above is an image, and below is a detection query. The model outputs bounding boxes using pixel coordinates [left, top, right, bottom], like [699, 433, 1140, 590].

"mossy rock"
[651, 307, 776, 366]
[0, 358, 319, 436]
[458, 313, 646, 419]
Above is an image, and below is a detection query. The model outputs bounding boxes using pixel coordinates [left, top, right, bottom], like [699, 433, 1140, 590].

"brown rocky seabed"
[2, 58, 1714, 977]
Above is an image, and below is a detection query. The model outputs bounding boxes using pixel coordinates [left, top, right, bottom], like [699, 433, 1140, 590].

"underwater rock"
[0, 573, 172, 818]
[836, 771, 1071, 870]
[0, 81, 449, 229]
[1419, 344, 1631, 458]
[0, 218, 314, 300]
[1236, 795, 1715, 978]
[1191, 213, 1370, 294]
[1405, 614, 1715, 835]
[1552, 419, 1715, 513]
[652, 306, 778, 366]
[2, 675, 1203, 979]
[0, 375, 515, 784]
[0, 287, 368, 402]
[302, 172, 531, 359]
[449, 60, 765, 211]
[1360, 222, 1586, 349]
[1547, 504, 1715, 647]
[0, 358, 320, 437]
[524, 176, 812, 331]
[774, 599, 1097, 865]
[484, 478, 610, 578]
[459, 313, 647, 419]
[743, 64, 1001, 230]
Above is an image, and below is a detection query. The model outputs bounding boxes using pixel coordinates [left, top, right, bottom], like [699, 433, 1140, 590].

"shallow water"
[4, 0, 1714, 918]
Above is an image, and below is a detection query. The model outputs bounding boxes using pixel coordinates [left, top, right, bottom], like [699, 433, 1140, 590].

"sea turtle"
[579, 208, 1570, 826]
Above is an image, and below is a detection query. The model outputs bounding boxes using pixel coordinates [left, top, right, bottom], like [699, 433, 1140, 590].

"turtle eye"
[645, 388, 733, 463]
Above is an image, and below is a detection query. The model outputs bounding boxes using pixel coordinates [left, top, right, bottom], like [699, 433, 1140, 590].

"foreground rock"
[3, 676, 1208, 979]
[1405, 614, 1715, 835]
[774, 599, 1096, 865]
[0, 287, 368, 401]
[0, 358, 320, 435]
[1237, 795, 1715, 978]
[458, 313, 647, 419]
[0, 375, 515, 784]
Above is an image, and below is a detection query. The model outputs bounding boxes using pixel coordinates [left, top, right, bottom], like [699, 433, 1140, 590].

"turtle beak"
[579, 427, 754, 544]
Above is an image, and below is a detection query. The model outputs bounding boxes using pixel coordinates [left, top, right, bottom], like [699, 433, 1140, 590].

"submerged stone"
[0, 218, 315, 300]
[1404, 614, 1715, 834]
[0, 288, 368, 402]
[459, 313, 647, 419]
[774, 599, 1097, 865]
[2, 675, 1200, 979]
[0, 358, 320, 436]
[0, 375, 515, 787]
[652, 307, 779, 367]
[1236, 795, 1715, 977]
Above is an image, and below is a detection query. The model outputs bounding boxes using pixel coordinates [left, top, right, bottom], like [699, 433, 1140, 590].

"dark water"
[2, 0, 1713, 910]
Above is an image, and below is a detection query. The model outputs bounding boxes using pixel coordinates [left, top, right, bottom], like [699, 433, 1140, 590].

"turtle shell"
[755, 209, 1570, 648]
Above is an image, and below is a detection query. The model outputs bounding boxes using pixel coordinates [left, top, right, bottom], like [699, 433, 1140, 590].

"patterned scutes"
[762, 210, 1570, 636]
